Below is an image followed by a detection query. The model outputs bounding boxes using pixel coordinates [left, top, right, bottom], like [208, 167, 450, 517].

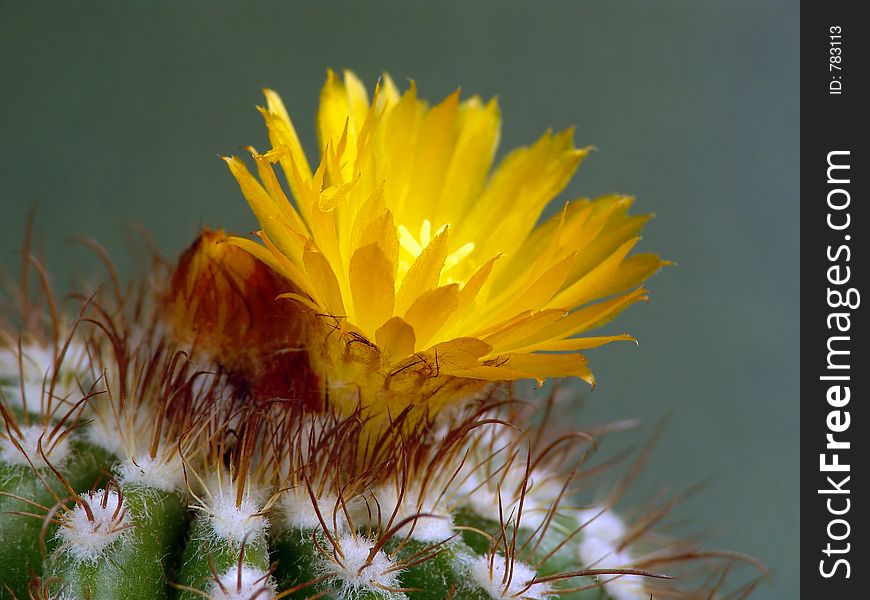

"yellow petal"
[455, 255, 499, 314]
[347, 185, 384, 252]
[349, 243, 395, 334]
[374, 72, 400, 112]
[461, 129, 587, 258]
[224, 156, 308, 270]
[444, 364, 534, 382]
[522, 288, 650, 348]
[567, 212, 652, 283]
[502, 352, 594, 385]
[301, 171, 343, 276]
[450, 351, 594, 386]
[319, 181, 355, 212]
[513, 198, 592, 264]
[261, 142, 319, 227]
[455, 352, 594, 385]
[223, 155, 278, 223]
[512, 334, 635, 354]
[482, 309, 569, 353]
[403, 90, 461, 228]
[426, 337, 493, 373]
[403, 284, 460, 348]
[436, 96, 500, 227]
[382, 82, 424, 212]
[251, 152, 309, 236]
[303, 248, 346, 317]
[375, 317, 417, 362]
[490, 198, 584, 293]
[357, 210, 399, 277]
[588, 253, 668, 299]
[261, 88, 313, 185]
[547, 237, 639, 308]
[486, 253, 576, 325]
[317, 70, 367, 183]
[323, 122, 351, 185]
[470, 309, 535, 340]
[395, 225, 449, 315]
[342, 69, 371, 134]
[524, 201, 571, 283]
[225, 236, 312, 298]
[318, 69, 352, 152]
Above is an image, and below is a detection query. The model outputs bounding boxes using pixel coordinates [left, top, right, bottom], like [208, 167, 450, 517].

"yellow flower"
[224, 70, 665, 420]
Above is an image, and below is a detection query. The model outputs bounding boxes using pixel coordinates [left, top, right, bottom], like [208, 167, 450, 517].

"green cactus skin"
[452, 507, 496, 556]
[271, 528, 321, 597]
[0, 443, 638, 600]
[454, 507, 579, 577]
[0, 441, 113, 600]
[43, 484, 186, 600]
[272, 530, 549, 600]
[384, 537, 490, 600]
[1, 469, 646, 600]
[0, 414, 658, 600]
[451, 508, 614, 600]
[174, 511, 270, 600]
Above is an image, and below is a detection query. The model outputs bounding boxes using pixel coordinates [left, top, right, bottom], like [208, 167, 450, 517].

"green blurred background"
[0, 1, 798, 597]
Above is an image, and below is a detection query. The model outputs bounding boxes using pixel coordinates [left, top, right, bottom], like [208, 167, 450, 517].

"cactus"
[0, 71, 762, 600]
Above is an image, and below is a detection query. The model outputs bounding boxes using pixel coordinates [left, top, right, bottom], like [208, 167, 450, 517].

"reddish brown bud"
[165, 229, 319, 407]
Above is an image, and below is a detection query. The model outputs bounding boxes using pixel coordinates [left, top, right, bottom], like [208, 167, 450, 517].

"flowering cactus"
[1, 71, 760, 600]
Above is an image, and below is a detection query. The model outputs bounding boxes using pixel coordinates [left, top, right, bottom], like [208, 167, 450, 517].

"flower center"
[397, 219, 475, 284]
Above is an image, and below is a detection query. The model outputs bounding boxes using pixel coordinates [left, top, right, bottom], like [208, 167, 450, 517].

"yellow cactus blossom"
[223, 70, 665, 421]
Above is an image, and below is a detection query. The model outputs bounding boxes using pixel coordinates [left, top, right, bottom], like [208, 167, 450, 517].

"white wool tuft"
[578, 537, 640, 573]
[210, 565, 276, 600]
[0, 342, 97, 410]
[462, 464, 564, 531]
[450, 422, 569, 531]
[469, 555, 549, 600]
[370, 485, 455, 543]
[282, 490, 350, 533]
[118, 451, 185, 493]
[605, 574, 651, 600]
[576, 509, 647, 600]
[0, 380, 45, 411]
[397, 511, 454, 543]
[85, 415, 126, 455]
[57, 489, 131, 563]
[513, 473, 566, 531]
[0, 346, 18, 380]
[0, 344, 44, 409]
[209, 493, 268, 545]
[0, 424, 72, 468]
[319, 535, 401, 597]
[577, 507, 627, 545]
[3, 344, 53, 381]
[85, 403, 155, 456]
